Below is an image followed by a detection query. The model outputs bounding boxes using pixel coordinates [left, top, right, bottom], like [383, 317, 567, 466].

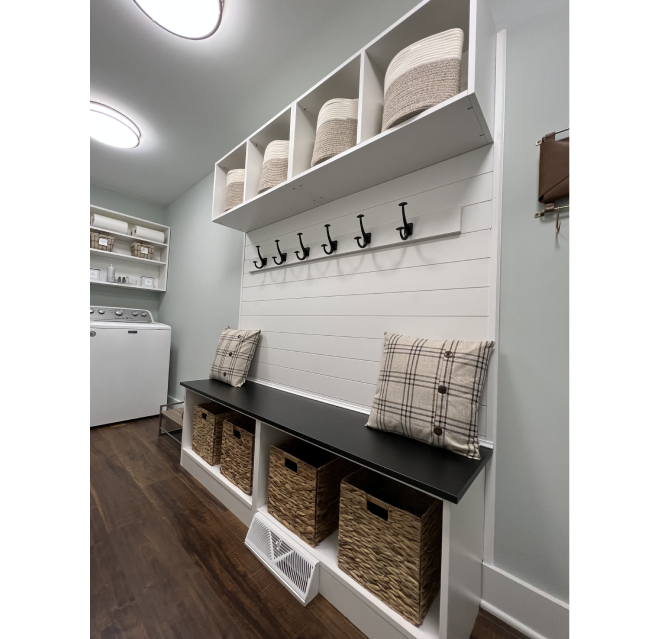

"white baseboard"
[481, 564, 569, 639]
[167, 394, 182, 405]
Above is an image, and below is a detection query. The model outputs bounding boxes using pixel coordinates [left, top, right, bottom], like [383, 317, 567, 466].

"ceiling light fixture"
[133, 0, 224, 40]
[90, 102, 141, 149]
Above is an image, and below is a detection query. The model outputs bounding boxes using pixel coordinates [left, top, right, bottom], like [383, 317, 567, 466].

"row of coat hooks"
[253, 202, 414, 269]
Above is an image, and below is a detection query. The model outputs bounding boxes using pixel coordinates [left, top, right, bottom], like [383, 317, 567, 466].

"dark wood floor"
[91, 417, 525, 639]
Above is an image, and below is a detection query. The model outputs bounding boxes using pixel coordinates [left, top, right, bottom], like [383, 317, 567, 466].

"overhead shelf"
[210, 0, 496, 233]
[90, 280, 166, 292]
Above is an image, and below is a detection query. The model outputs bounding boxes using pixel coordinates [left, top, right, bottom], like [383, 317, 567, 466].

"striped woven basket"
[311, 98, 358, 167]
[220, 414, 256, 495]
[224, 169, 245, 211]
[192, 403, 240, 466]
[382, 28, 464, 132]
[257, 140, 289, 194]
[337, 468, 443, 626]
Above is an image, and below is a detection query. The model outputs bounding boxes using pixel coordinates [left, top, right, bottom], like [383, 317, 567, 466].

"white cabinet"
[210, 0, 496, 232]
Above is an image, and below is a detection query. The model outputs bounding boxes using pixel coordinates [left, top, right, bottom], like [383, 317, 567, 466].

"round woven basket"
[257, 140, 289, 194]
[224, 168, 245, 211]
[311, 98, 358, 168]
[381, 29, 464, 132]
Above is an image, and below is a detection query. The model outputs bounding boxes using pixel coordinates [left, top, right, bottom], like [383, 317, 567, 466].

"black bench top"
[181, 379, 492, 504]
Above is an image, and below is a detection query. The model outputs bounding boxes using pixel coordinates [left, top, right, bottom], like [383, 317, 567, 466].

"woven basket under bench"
[192, 403, 240, 466]
[337, 469, 443, 626]
[268, 439, 356, 547]
[220, 413, 256, 495]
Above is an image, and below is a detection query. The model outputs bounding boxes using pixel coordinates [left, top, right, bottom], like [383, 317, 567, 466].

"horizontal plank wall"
[240, 144, 497, 439]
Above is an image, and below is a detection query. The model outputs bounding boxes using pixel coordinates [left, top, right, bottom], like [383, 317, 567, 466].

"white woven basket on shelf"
[224, 168, 245, 211]
[382, 28, 464, 132]
[257, 140, 289, 194]
[311, 98, 358, 168]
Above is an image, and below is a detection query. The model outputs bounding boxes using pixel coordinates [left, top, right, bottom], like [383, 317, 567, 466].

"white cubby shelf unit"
[90, 205, 171, 293]
[181, 385, 486, 639]
[211, 0, 496, 232]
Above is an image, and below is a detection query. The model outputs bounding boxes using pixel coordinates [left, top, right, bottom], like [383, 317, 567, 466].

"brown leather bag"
[538, 132, 569, 213]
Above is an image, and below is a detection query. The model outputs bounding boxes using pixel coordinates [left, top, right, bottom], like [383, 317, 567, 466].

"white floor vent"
[245, 512, 320, 605]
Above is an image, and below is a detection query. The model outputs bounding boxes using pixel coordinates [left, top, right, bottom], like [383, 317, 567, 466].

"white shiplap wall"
[239, 144, 498, 439]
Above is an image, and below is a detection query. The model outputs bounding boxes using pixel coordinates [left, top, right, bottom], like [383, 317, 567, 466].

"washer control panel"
[90, 306, 153, 323]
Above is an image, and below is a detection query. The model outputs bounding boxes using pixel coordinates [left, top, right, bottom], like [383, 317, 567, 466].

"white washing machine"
[90, 306, 171, 427]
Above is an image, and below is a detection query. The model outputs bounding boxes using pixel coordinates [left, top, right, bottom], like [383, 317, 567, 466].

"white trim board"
[481, 564, 569, 639]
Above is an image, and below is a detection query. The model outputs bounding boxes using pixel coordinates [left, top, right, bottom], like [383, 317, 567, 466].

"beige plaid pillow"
[366, 333, 494, 459]
[210, 328, 261, 388]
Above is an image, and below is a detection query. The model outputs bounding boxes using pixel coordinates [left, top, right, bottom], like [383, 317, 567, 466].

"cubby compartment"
[245, 106, 293, 201]
[210, 0, 496, 233]
[359, 0, 470, 143]
[292, 55, 361, 177]
[212, 142, 247, 220]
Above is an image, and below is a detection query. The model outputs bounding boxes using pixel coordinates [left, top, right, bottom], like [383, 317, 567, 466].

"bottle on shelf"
[107, 263, 116, 283]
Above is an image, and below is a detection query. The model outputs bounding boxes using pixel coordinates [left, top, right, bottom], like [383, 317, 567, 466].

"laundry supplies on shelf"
[382, 29, 464, 132]
[90, 213, 129, 234]
[224, 168, 245, 211]
[130, 224, 166, 243]
[90, 231, 114, 251]
[257, 140, 289, 194]
[311, 98, 358, 167]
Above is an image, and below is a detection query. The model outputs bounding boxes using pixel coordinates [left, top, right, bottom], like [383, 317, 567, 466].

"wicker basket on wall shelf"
[90, 231, 115, 251]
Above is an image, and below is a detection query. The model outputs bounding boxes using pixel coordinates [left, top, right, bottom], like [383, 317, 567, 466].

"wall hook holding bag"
[273, 239, 287, 265]
[253, 245, 267, 269]
[354, 214, 372, 248]
[294, 233, 310, 261]
[536, 128, 569, 233]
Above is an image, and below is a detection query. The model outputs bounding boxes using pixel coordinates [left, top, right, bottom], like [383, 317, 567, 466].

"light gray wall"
[159, 173, 245, 401]
[90, 184, 167, 319]
[491, 0, 569, 603]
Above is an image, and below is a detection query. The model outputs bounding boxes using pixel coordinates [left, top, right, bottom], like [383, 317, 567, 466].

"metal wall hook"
[294, 232, 310, 260]
[354, 214, 371, 249]
[396, 201, 413, 240]
[253, 245, 267, 270]
[273, 239, 287, 265]
[321, 224, 338, 255]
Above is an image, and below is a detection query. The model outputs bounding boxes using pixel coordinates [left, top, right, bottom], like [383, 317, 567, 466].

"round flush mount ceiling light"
[90, 102, 141, 149]
[133, 0, 224, 40]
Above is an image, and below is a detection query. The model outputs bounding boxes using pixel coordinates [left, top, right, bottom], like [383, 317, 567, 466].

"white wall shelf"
[90, 280, 166, 293]
[211, 0, 496, 233]
[90, 226, 168, 247]
[90, 248, 167, 266]
[90, 205, 171, 292]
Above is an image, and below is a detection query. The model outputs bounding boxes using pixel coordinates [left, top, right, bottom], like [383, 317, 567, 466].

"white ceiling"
[90, 0, 419, 205]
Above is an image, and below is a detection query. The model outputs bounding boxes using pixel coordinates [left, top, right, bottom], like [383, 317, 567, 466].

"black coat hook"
[321, 224, 338, 255]
[396, 202, 413, 240]
[294, 232, 310, 260]
[273, 239, 287, 265]
[354, 214, 371, 249]
[253, 245, 267, 269]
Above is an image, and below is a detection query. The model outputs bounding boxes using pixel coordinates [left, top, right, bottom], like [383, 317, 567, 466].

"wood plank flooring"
[90, 417, 526, 639]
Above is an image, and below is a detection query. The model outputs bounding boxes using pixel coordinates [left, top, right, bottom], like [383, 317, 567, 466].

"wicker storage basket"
[257, 140, 289, 194]
[337, 469, 443, 626]
[220, 413, 256, 494]
[131, 241, 155, 260]
[382, 29, 464, 132]
[192, 403, 240, 466]
[224, 169, 245, 211]
[90, 231, 115, 251]
[268, 439, 355, 547]
[311, 98, 358, 167]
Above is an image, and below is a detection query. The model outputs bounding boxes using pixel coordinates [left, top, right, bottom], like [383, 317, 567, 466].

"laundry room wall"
[90, 184, 167, 319]
[159, 173, 245, 403]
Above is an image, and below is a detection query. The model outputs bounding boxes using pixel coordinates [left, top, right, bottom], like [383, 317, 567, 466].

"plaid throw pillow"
[209, 328, 261, 388]
[366, 333, 494, 459]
